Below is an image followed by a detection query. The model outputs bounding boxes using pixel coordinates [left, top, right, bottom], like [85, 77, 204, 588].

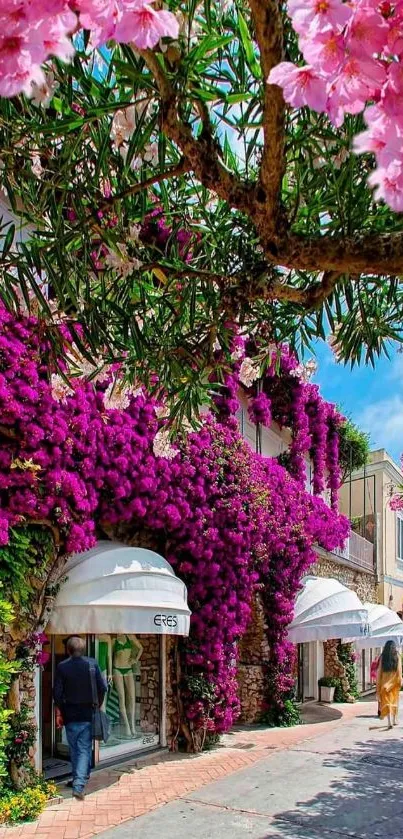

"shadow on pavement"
[270, 730, 403, 839]
[300, 704, 342, 725]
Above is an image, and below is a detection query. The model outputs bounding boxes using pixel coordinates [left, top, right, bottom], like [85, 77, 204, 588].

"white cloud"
[357, 395, 403, 458]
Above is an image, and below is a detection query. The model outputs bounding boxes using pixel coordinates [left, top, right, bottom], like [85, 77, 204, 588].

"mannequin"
[97, 635, 113, 711]
[112, 635, 143, 737]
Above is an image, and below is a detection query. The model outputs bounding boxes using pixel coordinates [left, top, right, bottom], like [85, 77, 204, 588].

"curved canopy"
[353, 602, 403, 649]
[47, 541, 191, 636]
[287, 576, 368, 644]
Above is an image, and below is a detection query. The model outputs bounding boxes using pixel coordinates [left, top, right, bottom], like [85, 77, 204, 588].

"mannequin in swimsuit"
[97, 635, 113, 712]
[113, 635, 143, 737]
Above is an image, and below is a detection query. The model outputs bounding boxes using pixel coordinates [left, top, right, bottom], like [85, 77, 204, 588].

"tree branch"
[142, 50, 255, 213]
[248, 0, 285, 235]
[99, 159, 191, 209]
[143, 262, 232, 287]
[277, 231, 403, 276]
[138, 49, 403, 311]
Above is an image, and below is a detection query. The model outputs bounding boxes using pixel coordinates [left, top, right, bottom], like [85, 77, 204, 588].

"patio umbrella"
[353, 602, 403, 649]
[287, 576, 369, 644]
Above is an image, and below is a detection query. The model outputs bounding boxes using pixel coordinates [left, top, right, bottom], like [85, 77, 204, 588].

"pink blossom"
[287, 0, 352, 36]
[368, 158, 403, 211]
[301, 31, 346, 75]
[326, 56, 386, 125]
[347, 8, 388, 56]
[390, 494, 403, 511]
[74, 0, 119, 45]
[113, 1, 179, 49]
[381, 63, 403, 127]
[354, 108, 402, 167]
[0, 39, 45, 97]
[268, 62, 328, 111]
[0, 2, 75, 97]
[36, 650, 51, 666]
[386, 13, 403, 56]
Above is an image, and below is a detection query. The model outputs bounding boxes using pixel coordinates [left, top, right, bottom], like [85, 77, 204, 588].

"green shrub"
[0, 587, 18, 783]
[334, 681, 345, 703]
[5, 705, 37, 768]
[336, 643, 360, 701]
[260, 690, 301, 728]
[318, 677, 339, 688]
[0, 779, 57, 824]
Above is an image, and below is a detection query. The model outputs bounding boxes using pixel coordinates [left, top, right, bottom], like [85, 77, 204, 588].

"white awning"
[287, 576, 368, 643]
[353, 603, 403, 649]
[47, 541, 191, 636]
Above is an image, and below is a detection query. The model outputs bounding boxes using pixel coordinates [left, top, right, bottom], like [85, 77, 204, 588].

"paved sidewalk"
[100, 699, 403, 839]
[0, 702, 370, 839]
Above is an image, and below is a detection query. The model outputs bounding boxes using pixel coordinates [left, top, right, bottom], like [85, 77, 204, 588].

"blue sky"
[312, 341, 403, 465]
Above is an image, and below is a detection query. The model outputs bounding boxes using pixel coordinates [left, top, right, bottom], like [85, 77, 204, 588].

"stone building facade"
[236, 547, 378, 722]
[140, 635, 160, 735]
[312, 551, 378, 604]
[237, 596, 269, 724]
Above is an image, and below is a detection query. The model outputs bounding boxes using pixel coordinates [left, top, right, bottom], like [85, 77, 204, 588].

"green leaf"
[237, 12, 262, 80]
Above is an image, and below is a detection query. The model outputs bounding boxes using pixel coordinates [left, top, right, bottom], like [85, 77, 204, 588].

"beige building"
[339, 449, 403, 615]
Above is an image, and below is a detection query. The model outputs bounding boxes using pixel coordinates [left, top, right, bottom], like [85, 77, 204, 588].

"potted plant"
[318, 676, 338, 703]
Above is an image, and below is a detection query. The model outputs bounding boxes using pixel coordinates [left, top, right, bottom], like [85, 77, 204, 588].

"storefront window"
[92, 634, 160, 758]
[41, 633, 161, 776]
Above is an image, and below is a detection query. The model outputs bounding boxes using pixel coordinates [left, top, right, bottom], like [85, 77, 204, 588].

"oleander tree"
[1, 0, 403, 421]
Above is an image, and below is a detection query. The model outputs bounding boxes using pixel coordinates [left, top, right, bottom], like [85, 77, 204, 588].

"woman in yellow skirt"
[376, 640, 402, 729]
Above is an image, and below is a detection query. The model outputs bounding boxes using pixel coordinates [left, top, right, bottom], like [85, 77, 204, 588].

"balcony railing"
[332, 530, 375, 573]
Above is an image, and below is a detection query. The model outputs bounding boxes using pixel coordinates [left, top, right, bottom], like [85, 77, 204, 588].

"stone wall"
[236, 555, 377, 722]
[139, 634, 160, 734]
[312, 553, 378, 604]
[165, 636, 179, 747]
[237, 595, 270, 723]
[323, 639, 352, 700]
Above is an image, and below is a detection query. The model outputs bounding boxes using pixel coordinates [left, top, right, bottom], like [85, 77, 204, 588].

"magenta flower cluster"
[214, 344, 344, 509]
[0, 306, 348, 731]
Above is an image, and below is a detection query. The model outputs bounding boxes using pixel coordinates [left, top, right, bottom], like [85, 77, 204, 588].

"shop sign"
[153, 614, 178, 629]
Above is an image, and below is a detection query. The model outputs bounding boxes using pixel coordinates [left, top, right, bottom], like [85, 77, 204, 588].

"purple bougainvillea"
[213, 343, 345, 508]
[0, 306, 349, 733]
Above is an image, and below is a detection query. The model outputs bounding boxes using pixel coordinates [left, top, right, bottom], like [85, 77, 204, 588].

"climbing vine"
[334, 643, 360, 702]
[0, 305, 349, 755]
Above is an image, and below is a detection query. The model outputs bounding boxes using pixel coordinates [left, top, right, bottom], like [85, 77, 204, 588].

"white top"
[47, 541, 191, 636]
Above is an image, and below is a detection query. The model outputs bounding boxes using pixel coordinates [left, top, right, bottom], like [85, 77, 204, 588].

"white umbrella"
[353, 602, 403, 649]
[287, 576, 369, 644]
[47, 541, 191, 636]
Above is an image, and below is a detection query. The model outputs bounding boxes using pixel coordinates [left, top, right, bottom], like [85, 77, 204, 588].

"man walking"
[53, 636, 107, 800]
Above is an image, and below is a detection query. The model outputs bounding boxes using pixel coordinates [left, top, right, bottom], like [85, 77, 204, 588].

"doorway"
[41, 634, 89, 779]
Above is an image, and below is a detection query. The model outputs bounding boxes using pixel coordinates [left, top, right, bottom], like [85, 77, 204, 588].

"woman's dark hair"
[381, 640, 399, 673]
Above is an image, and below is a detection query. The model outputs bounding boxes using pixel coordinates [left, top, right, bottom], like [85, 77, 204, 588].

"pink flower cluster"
[269, 0, 403, 211]
[0, 305, 348, 730]
[390, 454, 403, 510]
[213, 342, 344, 507]
[0, 0, 178, 98]
[18, 631, 50, 669]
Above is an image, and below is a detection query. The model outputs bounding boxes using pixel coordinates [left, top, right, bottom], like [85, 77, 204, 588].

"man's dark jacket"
[53, 655, 107, 724]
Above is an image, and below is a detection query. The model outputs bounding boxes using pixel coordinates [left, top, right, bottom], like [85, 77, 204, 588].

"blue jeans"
[65, 721, 93, 793]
